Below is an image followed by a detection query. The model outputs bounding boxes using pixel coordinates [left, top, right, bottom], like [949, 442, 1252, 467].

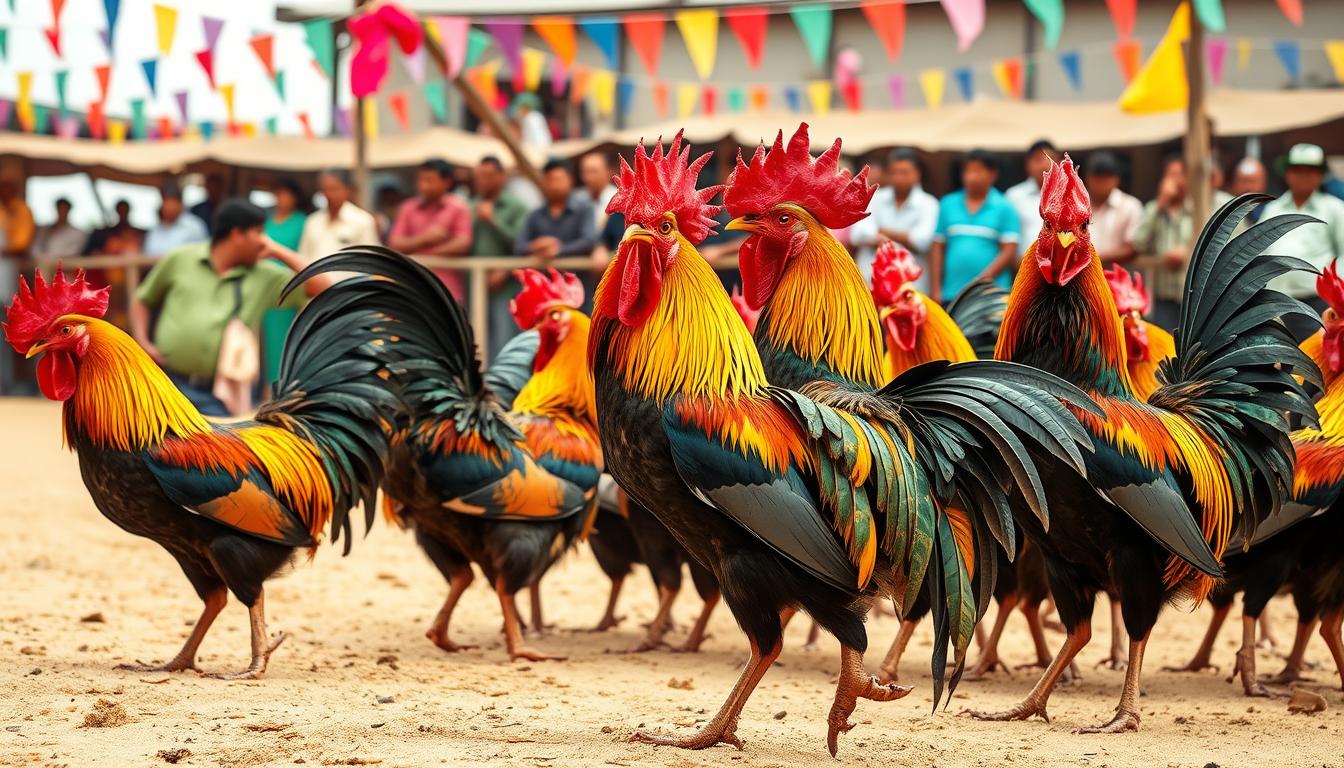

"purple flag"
[175, 90, 189, 123]
[202, 16, 225, 51]
[483, 19, 523, 76]
[887, 74, 905, 109]
[550, 64, 568, 99]
[333, 106, 352, 137]
[99, 28, 112, 51]
[0, 100, 11, 129]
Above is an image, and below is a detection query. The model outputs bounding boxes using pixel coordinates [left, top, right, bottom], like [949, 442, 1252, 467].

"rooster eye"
[778, 213, 791, 225]
[659, 220, 673, 235]
[60, 325, 72, 336]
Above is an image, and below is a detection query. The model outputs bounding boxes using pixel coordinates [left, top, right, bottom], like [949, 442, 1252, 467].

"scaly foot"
[1076, 709, 1140, 733]
[827, 674, 912, 756]
[204, 632, 287, 680]
[629, 725, 743, 751]
[1162, 657, 1218, 674]
[1096, 654, 1128, 671]
[587, 614, 624, 632]
[1261, 665, 1313, 685]
[509, 647, 567, 662]
[116, 657, 199, 674]
[425, 629, 477, 653]
[964, 698, 1050, 723]
[964, 653, 1008, 680]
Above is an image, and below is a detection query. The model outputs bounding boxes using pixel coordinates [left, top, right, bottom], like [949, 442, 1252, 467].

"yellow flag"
[590, 69, 616, 115]
[675, 9, 719, 80]
[108, 120, 127, 144]
[362, 98, 378, 141]
[919, 69, 946, 109]
[472, 60, 501, 107]
[153, 3, 178, 56]
[242, 122, 257, 138]
[1119, 2, 1190, 114]
[1325, 41, 1344, 83]
[16, 71, 33, 131]
[1236, 37, 1252, 71]
[521, 48, 546, 92]
[806, 80, 831, 115]
[219, 83, 236, 121]
[677, 82, 698, 117]
[991, 61, 1012, 98]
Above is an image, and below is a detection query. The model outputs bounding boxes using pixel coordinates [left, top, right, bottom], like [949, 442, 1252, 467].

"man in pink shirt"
[389, 159, 473, 299]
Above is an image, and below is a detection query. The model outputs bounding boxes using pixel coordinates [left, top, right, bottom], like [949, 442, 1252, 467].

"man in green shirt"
[471, 155, 529, 358]
[132, 199, 332, 415]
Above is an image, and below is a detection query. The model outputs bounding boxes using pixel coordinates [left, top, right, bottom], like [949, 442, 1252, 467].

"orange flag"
[533, 16, 577, 67]
[652, 81, 669, 118]
[1113, 38, 1143, 83]
[624, 13, 665, 76]
[297, 112, 315, 140]
[94, 64, 112, 103]
[250, 34, 275, 77]
[388, 90, 411, 131]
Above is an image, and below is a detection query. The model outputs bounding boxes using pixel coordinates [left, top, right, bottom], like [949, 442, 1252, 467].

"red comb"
[723, 123, 876, 229]
[870, 242, 923, 307]
[1040, 153, 1090, 230]
[729, 285, 761, 332]
[3, 265, 109, 354]
[509, 268, 585, 330]
[1318, 261, 1344, 314]
[1105, 265, 1150, 316]
[607, 130, 723, 245]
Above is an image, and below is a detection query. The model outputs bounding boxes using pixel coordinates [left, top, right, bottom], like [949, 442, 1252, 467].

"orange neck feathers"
[513, 308, 599, 439]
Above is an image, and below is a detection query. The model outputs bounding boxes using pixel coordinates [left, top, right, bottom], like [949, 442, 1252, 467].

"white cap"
[1286, 143, 1326, 169]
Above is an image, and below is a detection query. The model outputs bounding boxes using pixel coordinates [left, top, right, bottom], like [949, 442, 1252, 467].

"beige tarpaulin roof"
[3, 89, 1341, 178]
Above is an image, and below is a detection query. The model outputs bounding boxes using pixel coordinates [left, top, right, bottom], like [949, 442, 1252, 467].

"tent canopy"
[3, 89, 1341, 180]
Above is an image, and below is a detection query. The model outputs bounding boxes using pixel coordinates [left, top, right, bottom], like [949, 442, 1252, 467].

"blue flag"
[141, 59, 157, 96]
[783, 85, 802, 113]
[953, 67, 973, 102]
[1058, 49, 1082, 92]
[1273, 40, 1300, 82]
[579, 17, 620, 70]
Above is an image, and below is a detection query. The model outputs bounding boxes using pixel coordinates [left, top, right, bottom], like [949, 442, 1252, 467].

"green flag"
[54, 70, 69, 116]
[265, 116, 279, 136]
[303, 19, 334, 77]
[422, 79, 447, 122]
[1192, 0, 1226, 33]
[274, 70, 286, 101]
[727, 86, 745, 112]
[789, 4, 832, 70]
[465, 28, 492, 69]
[130, 98, 146, 138]
[1023, 0, 1065, 50]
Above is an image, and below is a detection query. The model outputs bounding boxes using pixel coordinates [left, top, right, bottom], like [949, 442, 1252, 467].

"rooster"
[590, 132, 1096, 753]
[379, 266, 602, 662]
[1166, 264, 1344, 695]
[2, 264, 419, 678]
[1105, 264, 1175, 400]
[977, 157, 1320, 731]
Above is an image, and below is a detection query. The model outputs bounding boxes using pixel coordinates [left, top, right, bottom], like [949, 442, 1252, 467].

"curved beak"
[726, 216, 756, 233]
[25, 341, 49, 359]
[1056, 231, 1076, 250]
[621, 225, 654, 244]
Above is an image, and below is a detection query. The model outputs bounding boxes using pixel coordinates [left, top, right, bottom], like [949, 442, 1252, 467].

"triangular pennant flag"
[702, 86, 718, 115]
[590, 68, 616, 115]
[141, 58, 157, 96]
[862, 1, 906, 62]
[840, 81, 861, 111]
[51, 0, 68, 21]
[887, 73, 905, 108]
[103, 0, 120, 41]
[130, 98, 146, 138]
[108, 119, 127, 144]
[652, 81, 669, 117]
[749, 85, 768, 110]
[44, 27, 61, 56]
[578, 17, 620, 70]
[790, 4, 832, 70]
[362, 98, 378, 141]
[297, 112, 315, 140]
[484, 19, 523, 76]
[94, 64, 111, 102]
[56, 115, 80, 140]
[919, 69, 946, 109]
[468, 60, 500, 109]
[1192, 0, 1226, 34]
[388, 90, 411, 131]
[521, 47, 546, 91]
[624, 12, 665, 76]
[429, 17, 469, 78]
[783, 85, 802, 113]
[153, 3, 177, 55]
[1059, 49, 1082, 91]
[1273, 40, 1300, 82]
[54, 70, 68, 115]
[87, 101, 105, 139]
[676, 82, 698, 117]
[0, 28, 7, 61]
[1105, 0, 1136, 39]
[16, 71, 32, 120]
[202, 16, 224, 51]
[992, 57, 1024, 99]
[569, 65, 591, 104]
[534, 16, 577, 67]
[727, 85, 745, 112]
[264, 116, 278, 136]
[675, 9, 719, 80]
[31, 105, 51, 135]
[1236, 38, 1252, 71]
[250, 34, 275, 78]
[158, 116, 175, 140]
[724, 7, 767, 70]
[953, 67, 974, 101]
[219, 83, 235, 122]
[465, 28, 492, 69]
[403, 45, 427, 84]
[1276, 0, 1303, 26]
[174, 90, 188, 123]
[1206, 38, 1228, 86]
[1113, 38, 1143, 83]
[806, 80, 831, 114]
[333, 106, 351, 137]
[422, 79, 447, 122]
[551, 65, 568, 98]
[940, 0, 984, 52]
[617, 75, 636, 115]
[1325, 41, 1344, 84]
[195, 50, 215, 87]
[1023, 0, 1064, 50]
[0, 100, 9, 131]
[1120, 2, 1188, 113]
[98, 28, 111, 51]
[303, 19, 334, 77]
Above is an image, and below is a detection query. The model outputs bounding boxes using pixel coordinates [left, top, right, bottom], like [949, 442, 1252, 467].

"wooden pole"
[1184, 12, 1211, 229]
[352, 0, 371, 210]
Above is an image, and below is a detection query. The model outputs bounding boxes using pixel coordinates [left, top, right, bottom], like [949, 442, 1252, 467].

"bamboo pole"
[1184, 12, 1211, 229]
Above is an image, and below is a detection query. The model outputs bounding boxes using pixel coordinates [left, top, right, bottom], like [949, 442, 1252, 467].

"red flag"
[45, 27, 62, 56]
[87, 101, 106, 139]
[840, 81, 862, 111]
[1105, 0, 1136, 39]
[1113, 39, 1142, 82]
[861, 1, 906, 62]
[1276, 0, 1303, 26]
[388, 90, 411, 131]
[94, 64, 112, 103]
[702, 86, 718, 115]
[297, 112, 315, 140]
[250, 34, 275, 77]
[623, 12, 665, 76]
[723, 7, 767, 70]
[1002, 57, 1024, 99]
[51, 0, 67, 22]
[652, 81, 669, 118]
[157, 116, 174, 140]
[195, 50, 215, 87]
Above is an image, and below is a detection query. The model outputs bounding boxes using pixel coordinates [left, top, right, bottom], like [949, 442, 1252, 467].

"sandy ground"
[1, 398, 1341, 768]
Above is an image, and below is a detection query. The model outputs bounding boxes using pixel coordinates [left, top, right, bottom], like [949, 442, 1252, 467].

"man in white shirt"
[1263, 144, 1344, 336]
[300, 169, 381, 261]
[572, 151, 617, 232]
[1004, 139, 1060, 258]
[848, 148, 939, 286]
[143, 187, 209, 257]
[1082, 152, 1143, 265]
[30, 197, 88, 258]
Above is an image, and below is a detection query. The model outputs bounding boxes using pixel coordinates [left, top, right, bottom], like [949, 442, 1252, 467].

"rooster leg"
[1260, 617, 1317, 686]
[207, 589, 286, 680]
[496, 577, 565, 662]
[630, 638, 781, 750]
[117, 586, 227, 674]
[974, 623, 987, 652]
[1164, 601, 1228, 673]
[1016, 600, 1052, 669]
[1076, 633, 1147, 733]
[965, 618, 1091, 722]
[1318, 610, 1344, 692]
[676, 590, 720, 653]
[827, 644, 913, 756]
[1229, 615, 1274, 697]
[803, 620, 822, 652]
[527, 583, 553, 637]
[1257, 610, 1281, 651]
[966, 593, 1018, 680]
[589, 575, 626, 632]
[877, 619, 919, 684]
[1040, 597, 1066, 633]
[1097, 597, 1129, 670]
[629, 585, 677, 652]
[426, 567, 477, 653]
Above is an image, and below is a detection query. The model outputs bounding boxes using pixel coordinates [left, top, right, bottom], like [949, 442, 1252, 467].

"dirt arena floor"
[1, 398, 1340, 767]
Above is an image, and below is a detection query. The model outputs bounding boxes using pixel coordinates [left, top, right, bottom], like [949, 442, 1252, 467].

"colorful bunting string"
[578, 17, 620, 70]
[862, 1, 905, 62]
[790, 4, 832, 70]
[724, 7, 767, 70]
[675, 9, 719, 80]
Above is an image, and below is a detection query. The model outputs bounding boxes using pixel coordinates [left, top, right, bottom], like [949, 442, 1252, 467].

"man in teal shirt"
[928, 149, 1021, 303]
[132, 199, 332, 415]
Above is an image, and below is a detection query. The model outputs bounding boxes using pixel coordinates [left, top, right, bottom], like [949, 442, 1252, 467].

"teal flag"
[303, 19, 334, 77]
[789, 4, 832, 70]
[727, 86, 745, 112]
[265, 116, 279, 136]
[54, 70, 68, 116]
[1192, 0, 1226, 33]
[465, 28, 492, 69]
[130, 98, 146, 138]
[422, 79, 448, 122]
[275, 70, 286, 101]
[1023, 0, 1064, 50]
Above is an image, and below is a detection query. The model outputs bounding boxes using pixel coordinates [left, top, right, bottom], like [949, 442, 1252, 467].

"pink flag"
[887, 73, 905, 108]
[1206, 37, 1228, 86]
[430, 16, 469, 78]
[939, 0, 984, 52]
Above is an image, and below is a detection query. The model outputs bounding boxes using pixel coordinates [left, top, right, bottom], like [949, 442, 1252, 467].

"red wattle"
[739, 234, 787, 310]
[617, 241, 661, 326]
[38, 350, 76, 401]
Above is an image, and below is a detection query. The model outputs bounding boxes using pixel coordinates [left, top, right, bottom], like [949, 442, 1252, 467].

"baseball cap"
[1285, 143, 1326, 170]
